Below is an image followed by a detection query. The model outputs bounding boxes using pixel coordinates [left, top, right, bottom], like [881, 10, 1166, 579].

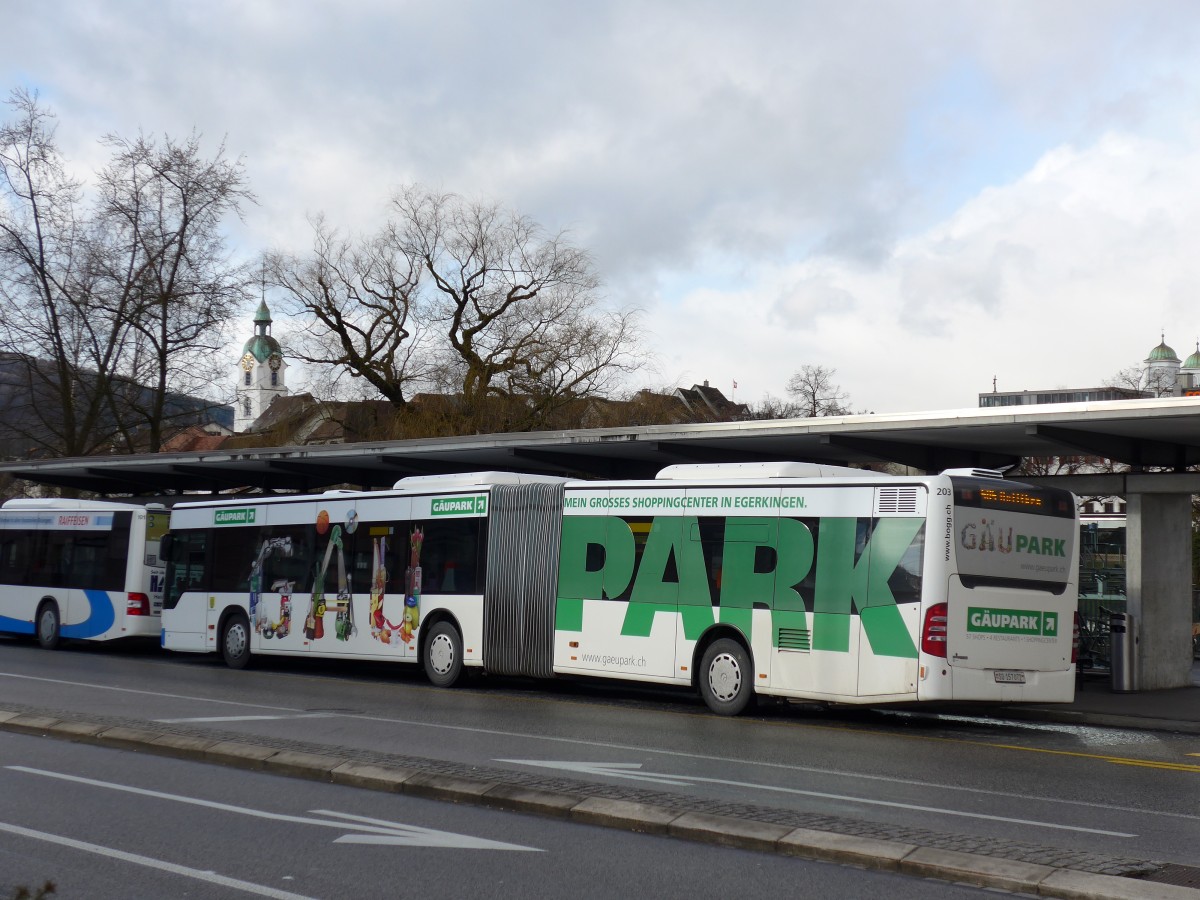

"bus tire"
[699, 638, 754, 716]
[36, 601, 61, 650]
[221, 612, 253, 670]
[423, 621, 463, 688]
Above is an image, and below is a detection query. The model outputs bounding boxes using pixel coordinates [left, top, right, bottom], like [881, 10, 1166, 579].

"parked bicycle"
[1077, 604, 1115, 672]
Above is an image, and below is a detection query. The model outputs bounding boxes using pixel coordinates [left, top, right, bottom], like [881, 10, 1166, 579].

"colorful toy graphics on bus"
[261, 590, 292, 639]
[306, 511, 356, 642]
[250, 536, 294, 638]
[368, 525, 423, 647]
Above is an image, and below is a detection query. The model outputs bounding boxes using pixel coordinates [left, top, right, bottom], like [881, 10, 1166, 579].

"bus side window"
[40, 530, 71, 588]
[0, 533, 31, 585]
[887, 522, 925, 605]
[165, 530, 209, 610]
[418, 518, 483, 595]
[24, 532, 48, 587]
[210, 528, 259, 592]
[102, 513, 133, 591]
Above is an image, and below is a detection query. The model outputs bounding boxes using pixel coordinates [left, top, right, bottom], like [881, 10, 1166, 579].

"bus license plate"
[993, 670, 1026, 684]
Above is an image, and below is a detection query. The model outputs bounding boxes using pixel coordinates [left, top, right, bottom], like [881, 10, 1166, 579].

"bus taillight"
[127, 593, 150, 616]
[921, 603, 948, 658]
[1071, 611, 1080, 664]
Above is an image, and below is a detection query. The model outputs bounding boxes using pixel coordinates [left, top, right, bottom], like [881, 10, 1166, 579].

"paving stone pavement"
[0, 700, 1163, 880]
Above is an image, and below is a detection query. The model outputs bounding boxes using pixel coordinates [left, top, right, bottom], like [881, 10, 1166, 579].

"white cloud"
[651, 130, 1200, 412]
[7, 1, 1200, 413]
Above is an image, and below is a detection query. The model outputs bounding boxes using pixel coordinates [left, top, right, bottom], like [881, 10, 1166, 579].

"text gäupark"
[968, 607, 1059, 636]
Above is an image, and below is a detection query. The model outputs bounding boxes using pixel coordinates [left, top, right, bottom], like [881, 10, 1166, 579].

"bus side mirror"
[159, 534, 174, 561]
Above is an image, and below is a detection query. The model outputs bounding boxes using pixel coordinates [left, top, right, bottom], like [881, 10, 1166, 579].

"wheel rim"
[429, 633, 455, 675]
[226, 622, 247, 659]
[707, 651, 743, 703]
[38, 609, 55, 643]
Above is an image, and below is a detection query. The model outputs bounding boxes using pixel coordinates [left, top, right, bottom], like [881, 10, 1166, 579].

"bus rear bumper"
[925, 665, 1076, 703]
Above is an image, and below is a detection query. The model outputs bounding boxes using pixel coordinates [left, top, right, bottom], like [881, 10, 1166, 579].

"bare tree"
[394, 186, 643, 431]
[273, 185, 645, 434]
[268, 215, 431, 407]
[96, 132, 255, 451]
[0, 90, 250, 457]
[784, 364, 853, 417]
[1106, 364, 1175, 398]
[0, 88, 125, 457]
[746, 392, 802, 420]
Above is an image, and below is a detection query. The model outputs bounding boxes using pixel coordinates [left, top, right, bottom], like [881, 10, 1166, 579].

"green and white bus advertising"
[160, 463, 1079, 715]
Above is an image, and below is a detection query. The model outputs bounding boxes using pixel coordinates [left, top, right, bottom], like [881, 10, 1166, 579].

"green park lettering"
[1014, 534, 1066, 557]
[555, 514, 923, 659]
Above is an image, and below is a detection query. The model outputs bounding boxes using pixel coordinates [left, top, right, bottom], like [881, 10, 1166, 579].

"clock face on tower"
[240, 353, 255, 371]
[268, 354, 282, 371]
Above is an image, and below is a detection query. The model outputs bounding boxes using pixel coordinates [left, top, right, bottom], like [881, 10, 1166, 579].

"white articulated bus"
[160, 463, 1079, 714]
[0, 499, 170, 648]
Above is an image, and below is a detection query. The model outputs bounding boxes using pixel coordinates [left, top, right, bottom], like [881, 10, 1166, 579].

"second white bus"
[160, 463, 1079, 714]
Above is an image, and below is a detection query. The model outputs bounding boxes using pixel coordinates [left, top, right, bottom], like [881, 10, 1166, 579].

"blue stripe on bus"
[60, 590, 116, 639]
[0, 615, 34, 635]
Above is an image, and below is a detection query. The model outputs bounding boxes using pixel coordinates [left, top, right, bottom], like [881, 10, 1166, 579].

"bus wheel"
[36, 602, 61, 650]
[424, 621, 463, 688]
[699, 638, 754, 716]
[221, 612, 252, 670]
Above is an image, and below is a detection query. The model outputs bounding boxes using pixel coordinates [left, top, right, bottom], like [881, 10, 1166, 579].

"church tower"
[234, 301, 288, 433]
[1143, 335, 1182, 397]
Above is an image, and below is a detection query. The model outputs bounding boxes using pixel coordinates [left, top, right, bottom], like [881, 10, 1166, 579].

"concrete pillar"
[1125, 492, 1194, 689]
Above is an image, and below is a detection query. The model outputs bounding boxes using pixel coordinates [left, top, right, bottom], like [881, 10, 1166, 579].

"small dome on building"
[1146, 338, 1180, 363]
[1184, 343, 1200, 370]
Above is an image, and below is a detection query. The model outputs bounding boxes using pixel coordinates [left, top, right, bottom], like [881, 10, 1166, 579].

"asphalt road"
[0, 730, 1001, 900]
[2, 637, 1198, 870]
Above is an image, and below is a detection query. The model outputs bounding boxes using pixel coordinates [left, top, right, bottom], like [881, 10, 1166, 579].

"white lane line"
[498, 760, 1136, 838]
[6, 766, 539, 851]
[0, 671, 303, 713]
[4, 669, 1190, 824]
[330, 712, 1200, 823]
[0, 820, 317, 900]
[154, 714, 335, 724]
[7, 766, 419, 834]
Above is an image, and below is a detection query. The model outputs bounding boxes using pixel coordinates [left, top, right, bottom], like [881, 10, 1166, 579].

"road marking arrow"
[315, 810, 540, 850]
[8, 766, 540, 851]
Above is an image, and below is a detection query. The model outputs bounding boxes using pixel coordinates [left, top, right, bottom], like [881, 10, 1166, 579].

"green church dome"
[1184, 344, 1200, 369]
[1146, 339, 1180, 363]
[242, 301, 283, 363]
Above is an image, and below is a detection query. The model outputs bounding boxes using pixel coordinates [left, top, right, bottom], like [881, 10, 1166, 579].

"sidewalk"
[998, 660, 1200, 734]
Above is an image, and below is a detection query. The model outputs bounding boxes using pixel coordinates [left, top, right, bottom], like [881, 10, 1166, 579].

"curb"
[2, 708, 1196, 899]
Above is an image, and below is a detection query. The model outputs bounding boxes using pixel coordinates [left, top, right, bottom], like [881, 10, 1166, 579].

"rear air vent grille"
[877, 487, 920, 514]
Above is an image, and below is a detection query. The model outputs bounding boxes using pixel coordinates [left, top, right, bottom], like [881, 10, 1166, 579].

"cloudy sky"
[5, 1, 1200, 414]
